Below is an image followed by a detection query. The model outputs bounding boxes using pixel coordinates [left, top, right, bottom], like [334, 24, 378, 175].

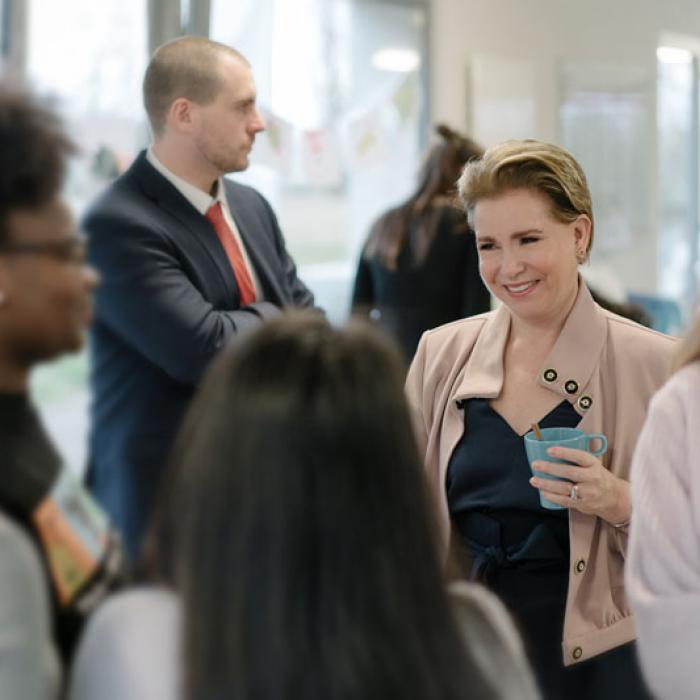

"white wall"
[429, 0, 700, 296]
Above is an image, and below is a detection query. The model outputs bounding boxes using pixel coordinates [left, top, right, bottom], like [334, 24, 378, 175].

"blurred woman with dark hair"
[352, 125, 491, 360]
[70, 313, 538, 700]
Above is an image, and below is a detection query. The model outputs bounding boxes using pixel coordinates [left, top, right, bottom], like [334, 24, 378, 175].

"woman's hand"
[529, 446, 631, 525]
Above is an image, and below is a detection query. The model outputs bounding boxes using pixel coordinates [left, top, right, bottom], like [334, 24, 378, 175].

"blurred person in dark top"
[0, 87, 126, 686]
[352, 124, 491, 361]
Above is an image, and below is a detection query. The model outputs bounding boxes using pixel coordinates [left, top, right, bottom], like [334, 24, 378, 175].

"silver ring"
[570, 484, 579, 501]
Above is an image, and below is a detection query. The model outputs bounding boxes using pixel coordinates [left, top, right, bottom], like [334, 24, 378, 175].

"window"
[657, 45, 699, 320]
[211, 0, 429, 321]
[26, 0, 148, 472]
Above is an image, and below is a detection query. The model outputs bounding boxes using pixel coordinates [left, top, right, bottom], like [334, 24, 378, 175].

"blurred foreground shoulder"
[627, 361, 700, 700]
[69, 586, 180, 700]
[448, 581, 540, 700]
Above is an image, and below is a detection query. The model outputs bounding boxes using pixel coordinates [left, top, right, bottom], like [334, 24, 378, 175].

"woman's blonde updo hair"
[457, 139, 595, 257]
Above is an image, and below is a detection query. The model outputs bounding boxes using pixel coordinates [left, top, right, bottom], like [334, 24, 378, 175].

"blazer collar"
[453, 280, 607, 404]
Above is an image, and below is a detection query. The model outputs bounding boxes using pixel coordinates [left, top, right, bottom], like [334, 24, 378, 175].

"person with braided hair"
[352, 124, 491, 361]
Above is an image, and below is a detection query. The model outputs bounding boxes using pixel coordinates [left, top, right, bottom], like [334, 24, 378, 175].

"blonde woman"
[627, 319, 700, 700]
[406, 140, 675, 698]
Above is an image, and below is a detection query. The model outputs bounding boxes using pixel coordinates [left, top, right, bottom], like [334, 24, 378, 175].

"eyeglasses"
[0, 236, 87, 264]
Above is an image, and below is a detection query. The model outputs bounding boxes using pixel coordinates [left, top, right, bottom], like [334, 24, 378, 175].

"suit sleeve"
[86, 207, 282, 386]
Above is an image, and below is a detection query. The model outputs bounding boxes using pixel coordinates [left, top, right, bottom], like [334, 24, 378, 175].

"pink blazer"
[406, 282, 676, 665]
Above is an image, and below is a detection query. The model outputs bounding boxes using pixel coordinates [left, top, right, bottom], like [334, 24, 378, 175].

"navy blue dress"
[447, 399, 651, 700]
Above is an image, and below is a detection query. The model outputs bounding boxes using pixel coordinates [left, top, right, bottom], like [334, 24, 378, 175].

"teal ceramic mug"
[523, 427, 608, 510]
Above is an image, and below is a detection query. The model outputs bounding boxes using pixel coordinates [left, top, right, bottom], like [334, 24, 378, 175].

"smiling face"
[190, 54, 266, 176]
[0, 197, 99, 370]
[473, 187, 591, 326]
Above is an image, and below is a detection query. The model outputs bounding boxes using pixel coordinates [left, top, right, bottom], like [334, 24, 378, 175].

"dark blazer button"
[543, 369, 558, 382]
[575, 559, 586, 574]
[572, 646, 583, 660]
[577, 395, 592, 410]
[565, 379, 579, 394]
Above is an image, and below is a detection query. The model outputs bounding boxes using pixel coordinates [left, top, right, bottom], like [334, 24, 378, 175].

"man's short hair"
[143, 36, 247, 138]
[0, 87, 75, 244]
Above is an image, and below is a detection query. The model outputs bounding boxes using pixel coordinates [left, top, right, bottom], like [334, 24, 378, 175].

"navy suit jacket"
[84, 151, 314, 560]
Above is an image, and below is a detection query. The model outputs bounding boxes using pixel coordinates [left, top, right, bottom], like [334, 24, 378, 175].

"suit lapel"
[130, 153, 241, 304]
[223, 181, 285, 302]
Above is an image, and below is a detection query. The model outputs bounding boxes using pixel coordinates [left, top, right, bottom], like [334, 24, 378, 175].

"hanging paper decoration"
[251, 106, 294, 174]
[300, 127, 344, 187]
[392, 74, 419, 127]
[342, 103, 388, 170]
[251, 77, 422, 183]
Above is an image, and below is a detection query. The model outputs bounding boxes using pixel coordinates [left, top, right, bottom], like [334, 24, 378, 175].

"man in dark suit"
[84, 36, 315, 561]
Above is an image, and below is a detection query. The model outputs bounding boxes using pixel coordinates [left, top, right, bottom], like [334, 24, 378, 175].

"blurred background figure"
[0, 86, 125, 698]
[627, 315, 700, 700]
[352, 124, 490, 361]
[70, 313, 538, 700]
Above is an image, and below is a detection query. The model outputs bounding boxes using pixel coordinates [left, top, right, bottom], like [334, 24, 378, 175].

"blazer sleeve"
[627, 369, 700, 700]
[405, 334, 430, 458]
[86, 207, 282, 386]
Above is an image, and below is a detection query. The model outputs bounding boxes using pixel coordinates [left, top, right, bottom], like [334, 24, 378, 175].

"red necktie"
[205, 202, 256, 305]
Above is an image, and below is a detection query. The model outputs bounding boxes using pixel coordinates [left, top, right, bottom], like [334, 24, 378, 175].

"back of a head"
[417, 124, 483, 204]
[458, 139, 595, 256]
[170, 312, 492, 700]
[364, 125, 482, 269]
[142, 35, 246, 138]
[0, 87, 74, 242]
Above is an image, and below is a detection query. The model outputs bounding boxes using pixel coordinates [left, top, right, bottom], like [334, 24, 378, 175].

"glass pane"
[560, 87, 650, 259]
[26, 0, 149, 473]
[657, 49, 697, 315]
[211, 0, 428, 322]
[27, 0, 148, 211]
